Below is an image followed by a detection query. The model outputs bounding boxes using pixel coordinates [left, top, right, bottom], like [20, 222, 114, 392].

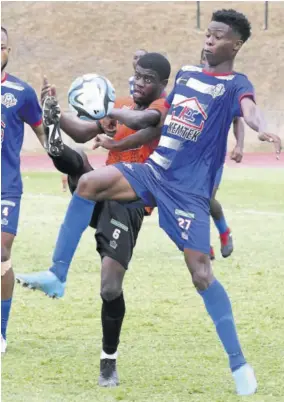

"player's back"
[106, 96, 164, 165]
[147, 65, 254, 199]
[1, 73, 42, 197]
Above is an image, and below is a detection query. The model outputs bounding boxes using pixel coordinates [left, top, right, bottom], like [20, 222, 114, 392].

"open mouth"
[133, 89, 144, 96]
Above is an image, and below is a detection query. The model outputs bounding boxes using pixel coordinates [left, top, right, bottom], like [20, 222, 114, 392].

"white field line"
[23, 194, 284, 218]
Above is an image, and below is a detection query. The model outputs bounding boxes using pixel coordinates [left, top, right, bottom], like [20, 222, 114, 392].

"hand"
[230, 145, 243, 163]
[100, 117, 117, 137]
[258, 132, 282, 159]
[93, 134, 115, 150]
[41, 75, 57, 105]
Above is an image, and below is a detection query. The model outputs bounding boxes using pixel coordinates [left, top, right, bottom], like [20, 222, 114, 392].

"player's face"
[132, 50, 147, 70]
[133, 65, 164, 105]
[1, 31, 10, 72]
[203, 21, 243, 66]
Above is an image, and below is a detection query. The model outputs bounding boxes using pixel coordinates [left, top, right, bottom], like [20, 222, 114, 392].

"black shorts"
[67, 174, 144, 269]
[91, 200, 145, 270]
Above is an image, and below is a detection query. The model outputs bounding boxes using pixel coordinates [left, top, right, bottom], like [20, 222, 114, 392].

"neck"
[1, 70, 6, 81]
[204, 59, 234, 74]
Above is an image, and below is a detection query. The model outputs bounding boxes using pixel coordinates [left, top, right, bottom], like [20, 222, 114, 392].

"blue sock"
[1, 298, 12, 340]
[199, 279, 246, 372]
[213, 215, 228, 235]
[49, 192, 95, 282]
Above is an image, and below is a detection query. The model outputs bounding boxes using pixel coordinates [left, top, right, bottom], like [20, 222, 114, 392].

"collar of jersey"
[1, 72, 8, 83]
[202, 69, 234, 77]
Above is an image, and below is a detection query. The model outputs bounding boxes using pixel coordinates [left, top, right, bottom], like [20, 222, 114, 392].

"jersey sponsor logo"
[1, 93, 18, 108]
[168, 97, 207, 142]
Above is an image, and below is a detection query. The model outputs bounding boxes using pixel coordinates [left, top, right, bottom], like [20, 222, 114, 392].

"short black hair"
[1, 26, 8, 38]
[212, 9, 251, 42]
[137, 52, 171, 81]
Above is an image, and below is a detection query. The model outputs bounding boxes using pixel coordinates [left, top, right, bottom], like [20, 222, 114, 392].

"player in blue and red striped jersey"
[1, 27, 47, 353]
[15, 10, 281, 395]
[200, 49, 245, 260]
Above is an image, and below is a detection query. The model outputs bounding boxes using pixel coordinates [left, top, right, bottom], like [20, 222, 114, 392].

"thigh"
[77, 165, 139, 202]
[158, 193, 210, 254]
[95, 200, 145, 269]
[1, 197, 21, 237]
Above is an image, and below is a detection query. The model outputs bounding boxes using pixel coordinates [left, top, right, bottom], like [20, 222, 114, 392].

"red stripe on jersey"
[202, 69, 233, 77]
[1, 73, 8, 83]
[239, 92, 255, 104]
[31, 118, 43, 128]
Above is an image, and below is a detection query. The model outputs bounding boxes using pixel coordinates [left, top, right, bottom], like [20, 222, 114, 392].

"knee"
[191, 269, 213, 291]
[76, 172, 97, 199]
[186, 253, 213, 291]
[101, 282, 122, 302]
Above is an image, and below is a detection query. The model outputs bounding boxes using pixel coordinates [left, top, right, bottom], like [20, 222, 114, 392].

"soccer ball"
[68, 74, 116, 121]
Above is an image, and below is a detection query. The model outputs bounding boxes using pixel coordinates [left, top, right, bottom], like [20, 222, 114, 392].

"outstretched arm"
[230, 117, 245, 163]
[59, 112, 103, 143]
[241, 98, 282, 158]
[93, 126, 161, 151]
[108, 108, 161, 130]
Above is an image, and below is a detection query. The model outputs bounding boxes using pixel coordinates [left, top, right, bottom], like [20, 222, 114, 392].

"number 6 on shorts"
[112, 228, 121, 240]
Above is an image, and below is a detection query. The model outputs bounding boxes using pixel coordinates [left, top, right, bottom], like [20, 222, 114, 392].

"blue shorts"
[1, 196, 21, 236]
[115, 163, 210, 254]
[214, 165, 224, 189]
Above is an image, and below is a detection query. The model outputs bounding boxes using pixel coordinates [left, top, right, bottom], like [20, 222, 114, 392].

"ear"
[233, 39, 243, 52]
[7, 46, 11, 54]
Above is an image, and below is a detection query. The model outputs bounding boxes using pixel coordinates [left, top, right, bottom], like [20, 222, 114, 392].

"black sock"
[101, 293, 126, 356]
[49, 145, 84, 176]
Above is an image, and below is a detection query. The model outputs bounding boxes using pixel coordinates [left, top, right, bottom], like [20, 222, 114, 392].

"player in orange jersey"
[17, 53, 170, 388]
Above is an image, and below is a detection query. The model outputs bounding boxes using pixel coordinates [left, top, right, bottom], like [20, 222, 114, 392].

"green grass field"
[2, 168, 284, 402]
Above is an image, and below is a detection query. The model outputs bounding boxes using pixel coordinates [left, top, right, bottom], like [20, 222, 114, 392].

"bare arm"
[230, 117, 245, 163]
[233, 117, 245, 148]
[108, 108, 161, 130]
[31, 123, 47, 148]
[241, 98, 282, 157]
[59, 112, 103, 143]
[94, 126, 161, 151]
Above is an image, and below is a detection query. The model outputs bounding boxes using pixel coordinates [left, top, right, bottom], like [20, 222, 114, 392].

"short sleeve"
[232, 75, 255, 118]
[19, 85, 42, 127]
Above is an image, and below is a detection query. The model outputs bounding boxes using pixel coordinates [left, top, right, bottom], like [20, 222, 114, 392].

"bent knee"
[76, 172, 98, 199]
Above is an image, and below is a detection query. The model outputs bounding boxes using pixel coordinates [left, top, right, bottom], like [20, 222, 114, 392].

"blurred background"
[2, 1, 284, 152]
